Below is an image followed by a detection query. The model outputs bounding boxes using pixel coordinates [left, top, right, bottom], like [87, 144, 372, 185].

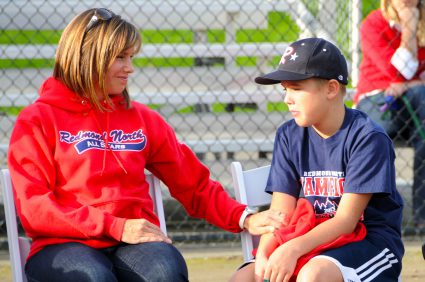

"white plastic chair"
[1, 169, 30, 282]
[231, 161, 272, 262]
[145, 172, 167, 235]
[1, 168, 167, 282]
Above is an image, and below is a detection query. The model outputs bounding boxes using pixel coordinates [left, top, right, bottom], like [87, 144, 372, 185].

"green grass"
[0, 29, 62, 44]
[0, 107, 24, 116]
[0, 10, 301, 115]
[0, 11, 299, 69]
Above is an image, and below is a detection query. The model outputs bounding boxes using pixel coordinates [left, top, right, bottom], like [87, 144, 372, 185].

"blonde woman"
[7, 8, 284, 282]
[355, 0, 425, 230]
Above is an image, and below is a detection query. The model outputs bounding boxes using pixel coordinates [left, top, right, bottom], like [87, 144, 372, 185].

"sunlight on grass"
[0, 11, 299, 69]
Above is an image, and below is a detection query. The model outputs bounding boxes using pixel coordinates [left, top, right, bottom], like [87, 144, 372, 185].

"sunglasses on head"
[86, 8, 114, 32]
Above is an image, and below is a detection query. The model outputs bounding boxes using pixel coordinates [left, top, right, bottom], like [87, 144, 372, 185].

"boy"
[230, 38, 404, 282]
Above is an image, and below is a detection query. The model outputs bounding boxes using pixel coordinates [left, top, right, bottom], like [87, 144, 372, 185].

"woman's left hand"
[244, 209, 288, 235]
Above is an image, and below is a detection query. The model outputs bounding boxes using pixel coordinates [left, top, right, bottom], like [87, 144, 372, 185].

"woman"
[355, 0, 425, 230]
[7, 8, 284, 282]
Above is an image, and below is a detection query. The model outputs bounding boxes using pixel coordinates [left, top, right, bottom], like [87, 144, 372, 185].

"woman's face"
[103, 47, 136, 97]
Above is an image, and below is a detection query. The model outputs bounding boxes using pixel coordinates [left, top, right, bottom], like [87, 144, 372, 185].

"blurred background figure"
[355, 0, 425, 231]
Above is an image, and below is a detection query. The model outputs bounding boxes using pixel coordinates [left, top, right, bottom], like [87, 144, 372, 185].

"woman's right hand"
[121, 218, 172, 244]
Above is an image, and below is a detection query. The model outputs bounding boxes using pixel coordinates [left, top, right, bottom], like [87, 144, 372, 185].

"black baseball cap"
[255, 37, 348, 85]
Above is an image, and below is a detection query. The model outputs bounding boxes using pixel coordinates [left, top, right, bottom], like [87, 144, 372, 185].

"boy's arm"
[255, 192, 297, 280]
[285, 193, 372, 256]
[257, 191, 297, 256]
[263, 192, 372, 281]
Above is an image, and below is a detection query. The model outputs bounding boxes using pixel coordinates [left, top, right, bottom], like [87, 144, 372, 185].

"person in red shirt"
[7, 8, 284, 282]
[355, 0, 425, 231]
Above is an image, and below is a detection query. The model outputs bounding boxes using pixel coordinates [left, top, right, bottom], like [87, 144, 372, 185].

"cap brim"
[255, 70, 315, 85]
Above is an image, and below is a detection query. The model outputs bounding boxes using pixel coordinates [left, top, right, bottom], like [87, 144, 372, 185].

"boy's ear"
[327, 79, 341, 99]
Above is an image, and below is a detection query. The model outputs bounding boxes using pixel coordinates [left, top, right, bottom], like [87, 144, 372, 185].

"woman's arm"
[389, 5, 420, 80]
[398, 5, 419, 55]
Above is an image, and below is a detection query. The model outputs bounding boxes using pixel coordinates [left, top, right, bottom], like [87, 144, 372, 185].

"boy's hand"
[263, 242, 300, 282]
[244, 209, 288, 235]
[254, 254, 269, 282]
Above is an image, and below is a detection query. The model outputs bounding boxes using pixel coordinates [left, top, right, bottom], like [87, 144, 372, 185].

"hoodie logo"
[60, 129, 147, 154]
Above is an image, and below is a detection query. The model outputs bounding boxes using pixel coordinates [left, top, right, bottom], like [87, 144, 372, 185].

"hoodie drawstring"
[92, 110, 128, 175]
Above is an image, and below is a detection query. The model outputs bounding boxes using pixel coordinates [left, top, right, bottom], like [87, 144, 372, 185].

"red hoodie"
[7, 77, 245, 260]
[354, 9, 425, 104]
[270, 199, 366, 281]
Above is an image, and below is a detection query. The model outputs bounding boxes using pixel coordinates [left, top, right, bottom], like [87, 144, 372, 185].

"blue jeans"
[25, 242, 189, 282]
[356, 85, 425, 225]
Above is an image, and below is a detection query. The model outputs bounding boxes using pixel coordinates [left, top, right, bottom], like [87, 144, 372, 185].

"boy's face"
[281, 78, 329, 128]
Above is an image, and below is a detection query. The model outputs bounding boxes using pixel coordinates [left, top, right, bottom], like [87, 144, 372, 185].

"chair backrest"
[231, 161, 272, 262]
[1, 169, 29, 282]
[1, 168, 166, 282]
[145, 172, 167, 235]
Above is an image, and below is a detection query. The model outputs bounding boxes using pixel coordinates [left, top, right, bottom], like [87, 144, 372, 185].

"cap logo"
[338, 75, 343, 81]
[279, 46, 295, 65]
[290, 53, 298, 61]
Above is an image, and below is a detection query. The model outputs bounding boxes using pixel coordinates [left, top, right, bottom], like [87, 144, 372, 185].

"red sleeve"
[7, 113, 125, 241]
[144, 111, 244, 233]
[360, 10, 406, 82]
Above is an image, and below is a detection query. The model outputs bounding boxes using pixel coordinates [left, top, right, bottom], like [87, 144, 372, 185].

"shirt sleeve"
[391, 47, 419, 79]
[360, 13, 408, 82]
[265, 126, 301, 198]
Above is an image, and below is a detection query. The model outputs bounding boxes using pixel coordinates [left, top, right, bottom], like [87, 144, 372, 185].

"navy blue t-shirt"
[266, 107, 404, 260]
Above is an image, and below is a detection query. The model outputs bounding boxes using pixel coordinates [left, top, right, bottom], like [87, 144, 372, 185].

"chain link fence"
[0, 0, 423, 244]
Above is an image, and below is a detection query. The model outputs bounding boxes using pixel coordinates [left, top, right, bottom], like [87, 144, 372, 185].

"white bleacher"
[0, 0, 359, 157]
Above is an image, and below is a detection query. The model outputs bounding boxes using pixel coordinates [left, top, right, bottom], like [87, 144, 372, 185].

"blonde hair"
[53, 9, 141, 111]
[381, 0, 425, 46]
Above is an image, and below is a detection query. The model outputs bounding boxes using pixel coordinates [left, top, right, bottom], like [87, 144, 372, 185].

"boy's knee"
[296, 264, 323, 282]
[296, 259, 343, 282]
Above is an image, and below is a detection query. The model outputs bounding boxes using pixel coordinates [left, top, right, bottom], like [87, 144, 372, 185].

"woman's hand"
[121, 218, 172, 244]
[385, 82, 408, 97]
[244, 209, 288, 235]
[397, 4, 419, 29]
